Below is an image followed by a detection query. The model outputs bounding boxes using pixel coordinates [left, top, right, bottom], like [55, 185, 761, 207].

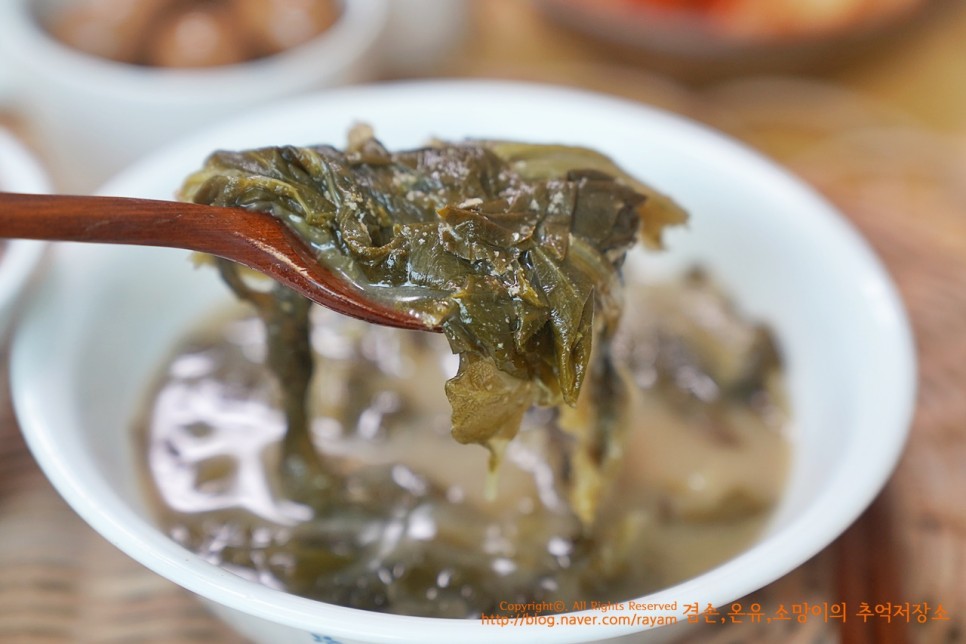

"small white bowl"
[11, 81, 916, 644]
[0, 127, 48, 335]
[0, 0, 389, 192]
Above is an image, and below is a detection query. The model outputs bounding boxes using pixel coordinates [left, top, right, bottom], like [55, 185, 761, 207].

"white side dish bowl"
[0, 0, 389, 192]
[0, 127, 48, 336]
[11, 81, 916, 644]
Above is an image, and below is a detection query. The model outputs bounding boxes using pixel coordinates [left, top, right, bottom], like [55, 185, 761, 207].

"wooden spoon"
[0, 192, 439, 331]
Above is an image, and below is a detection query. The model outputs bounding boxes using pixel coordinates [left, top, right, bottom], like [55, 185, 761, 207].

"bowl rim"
[10, 80, 917, 643]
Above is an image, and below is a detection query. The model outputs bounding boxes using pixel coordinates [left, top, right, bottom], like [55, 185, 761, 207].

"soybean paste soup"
[138, 270, 789, 618]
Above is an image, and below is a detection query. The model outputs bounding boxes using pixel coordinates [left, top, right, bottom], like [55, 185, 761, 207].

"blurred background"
[1, 0, 964, 642]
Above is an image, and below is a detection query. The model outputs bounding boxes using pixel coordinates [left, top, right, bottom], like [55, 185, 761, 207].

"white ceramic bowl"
[0, 127, 48, 335]
[0, 0, 388, 192]
[11, 81, 916, 644]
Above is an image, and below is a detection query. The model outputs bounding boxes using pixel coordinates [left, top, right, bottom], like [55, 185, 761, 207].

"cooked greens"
[142, 129, 796, 616]
[180, 127, 686, 520]
[141, 273, 790, 616]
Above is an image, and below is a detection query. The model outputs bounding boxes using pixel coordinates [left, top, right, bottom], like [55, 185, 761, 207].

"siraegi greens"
[179, 126, 686, 521]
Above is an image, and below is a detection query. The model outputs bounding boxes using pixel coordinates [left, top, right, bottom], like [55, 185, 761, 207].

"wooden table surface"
[2, 1, 965, 642]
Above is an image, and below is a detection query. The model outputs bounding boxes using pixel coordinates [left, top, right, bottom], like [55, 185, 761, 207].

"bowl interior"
[11, 81, 916, 643]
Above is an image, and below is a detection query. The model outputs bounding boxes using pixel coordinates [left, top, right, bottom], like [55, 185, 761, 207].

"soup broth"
[138, 272, 789, 618]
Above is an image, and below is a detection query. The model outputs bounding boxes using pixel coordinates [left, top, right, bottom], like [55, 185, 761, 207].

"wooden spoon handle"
[1, 192, 270, 250]
[0, 192, 436, 332]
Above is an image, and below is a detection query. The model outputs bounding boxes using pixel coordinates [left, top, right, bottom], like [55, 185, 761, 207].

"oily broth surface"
[137, 277, 789, 618]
